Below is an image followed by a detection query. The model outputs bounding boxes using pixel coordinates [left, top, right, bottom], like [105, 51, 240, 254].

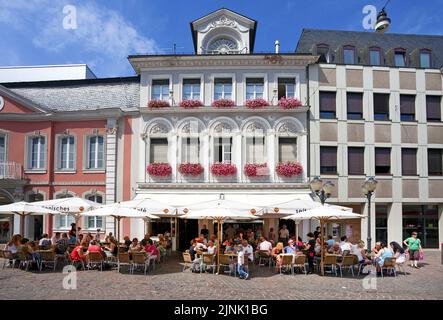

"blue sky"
[1, 0, 442, 77]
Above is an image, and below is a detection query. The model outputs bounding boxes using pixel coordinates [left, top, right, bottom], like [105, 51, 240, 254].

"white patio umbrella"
[180, 197, 261, 274]
[283, 205, 363, 275]
[0, 201, 60, 236]
[81, 202, 160, 255]
[118, 198, 177, 216]
[33, 197, 101, 237]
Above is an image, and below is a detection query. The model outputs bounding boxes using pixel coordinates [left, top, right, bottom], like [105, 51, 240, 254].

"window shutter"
[150, 138, 168, 163]
[279, 138, 297, 162]
[426, 96, 441, 120]
[320, 147, 337, 167]
[402, 148, 417, 175]
[375, 148, 391, 166]
[374, 93, 390, 113]
[320, 92, 336, 112]
[348, 147, 364, 175]
[347, 93, 363, 113]
[400, 95, 415, 114]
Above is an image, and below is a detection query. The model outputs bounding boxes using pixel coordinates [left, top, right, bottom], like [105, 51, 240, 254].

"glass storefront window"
[376, 205, 388, 244]
[403, 205, 438, 248]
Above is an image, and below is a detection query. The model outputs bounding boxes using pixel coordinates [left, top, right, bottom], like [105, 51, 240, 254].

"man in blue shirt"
[284, 239, 297, 254]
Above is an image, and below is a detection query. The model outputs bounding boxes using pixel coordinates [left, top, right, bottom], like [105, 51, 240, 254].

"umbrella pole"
[217, 218, 221, 275]
[75, 215, 79, 244]
[19, 212, 25, 237]
[320, 218, 325, 276]
[117, 217, 121, 256]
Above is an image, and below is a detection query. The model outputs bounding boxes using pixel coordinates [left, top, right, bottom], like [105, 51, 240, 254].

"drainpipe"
[306, 63, 311, 182]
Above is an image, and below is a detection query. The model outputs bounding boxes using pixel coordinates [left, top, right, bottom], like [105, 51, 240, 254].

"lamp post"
[309, 176, 335, 205]
[362, 177, 378, 252]
[374, 0, 391, 33]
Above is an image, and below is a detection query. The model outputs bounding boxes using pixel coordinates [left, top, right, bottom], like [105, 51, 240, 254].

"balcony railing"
[0, 162, 24, 180]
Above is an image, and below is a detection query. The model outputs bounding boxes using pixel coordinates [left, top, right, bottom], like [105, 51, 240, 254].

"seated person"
[283, 239, 297, 254]
[371, 242, 382, 256]
[195, 239, 207, 254]
[375, 242, 393, 272]
[314, 238, 322, 255]
[68, 231, 77, 245]
[224, 242, 237, 254]
[17, 238, 38, 261]
[351, 241, 371, 265]
[189, 239, 197, 261]
[104, 236, 118, 256]
[71, 241, 88, 269]
[128, 238, 142, 254]
[390, 241, 406, 264]
[242, 239, 254, 263]
[339, 235, 351, 252]
[328, 242, 342, 255]
[87, 240, 107, 259]
[38, 234, 52, 249]
[272, 242, 284, 271]
[144, 240, 159, 263]
[206, 241, 217, 255]
[256, 236, 273, 253]
[55, 233, 69, 254]
[124, 236, 132, 251]
[296, 237, 305, 250]
[326, 235, 335, 248]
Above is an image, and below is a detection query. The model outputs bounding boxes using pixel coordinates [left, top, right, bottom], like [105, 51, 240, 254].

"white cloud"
[0, 0, 159, 76]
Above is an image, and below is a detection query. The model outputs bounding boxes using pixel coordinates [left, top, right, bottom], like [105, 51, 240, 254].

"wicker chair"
[201, 253, 216, 274]
[117, 252, 132, 273]
[182, 252, 193, 272]
[323, 255, 339, 276]
[16, 251, 34, 271]
[293, 254, 307, 275]
[39, 250, 57, 272]
[2, 250, 16, 269]
[258, 250, 272, 267]
[132, 253, 150, 275]
[87, 252, 104, 271]
[279, 254, 294, 275]
[381, 257, 397, 277]
[219, 254, 236, 276]
[336, 255, 357, 277]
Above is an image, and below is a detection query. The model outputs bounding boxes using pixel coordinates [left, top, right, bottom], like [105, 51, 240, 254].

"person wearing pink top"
[144, 240, 159, 263]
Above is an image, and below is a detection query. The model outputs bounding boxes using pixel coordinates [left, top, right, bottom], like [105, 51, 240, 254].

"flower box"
[245, 98, 269, 109]
[211, 99, 235, 108]
[147, 163, 172, 177]
[148, 99, 171, 109]
[178, 163, 204, 176]
[178, 100, 204, 109]
[210, 163, 237, 176]
[244, 163, 269, 177]
[275, 161, 303, 177]
[278, 97, 302, 109]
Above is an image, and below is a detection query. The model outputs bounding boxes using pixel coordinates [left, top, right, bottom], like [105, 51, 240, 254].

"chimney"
[275, 40, 280, 54]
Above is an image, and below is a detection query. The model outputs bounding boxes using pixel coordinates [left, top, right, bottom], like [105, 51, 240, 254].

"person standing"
[313, 226, 321, 240]
[305, 232, 315, 274]
[268, 227, 276, 245]
[403, 231, 423, 268]
[236, 244, 249, 280]
[278, 225, 289, 246]
[200, 224, 209, 240]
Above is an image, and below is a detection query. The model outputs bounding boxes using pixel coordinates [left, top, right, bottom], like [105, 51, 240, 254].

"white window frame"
[0, 132, 7, 163]
[420, 51, 431, 68]
[26, 134, 47, 171]
[180, 74, 204, 102]
[273, 73, 300, 102]
[148, 137, 169, 164]
[213, 136, 233, 163]
[179, 136, 201, 164]
[211, 73, 236, 102]
[84, 134, 105, 171]
[53, 191, 76, 230]
[277, 136, 298, 163]
[83, 191, 104, 230]
[148, 75, 173, 103]
[56, 134, 76, 171]
[243, 73, 268, 103]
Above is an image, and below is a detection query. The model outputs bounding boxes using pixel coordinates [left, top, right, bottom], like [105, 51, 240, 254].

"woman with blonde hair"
[272, 242, 284, 272]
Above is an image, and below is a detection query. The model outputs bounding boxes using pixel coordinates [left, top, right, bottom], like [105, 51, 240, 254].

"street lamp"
[374, 0, 391, 33]
[362, 177, 378, 252]
[310, 176, 335, 205]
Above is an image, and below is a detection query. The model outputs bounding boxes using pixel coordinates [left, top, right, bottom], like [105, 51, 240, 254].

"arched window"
[178, 119, 204, 164]
[207, 37, 238, 54]
[274, 119, 304, 164]
[242, 119, 269, 164]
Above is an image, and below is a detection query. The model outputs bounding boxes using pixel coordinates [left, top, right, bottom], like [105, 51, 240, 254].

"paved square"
[0, 250, 442, 300]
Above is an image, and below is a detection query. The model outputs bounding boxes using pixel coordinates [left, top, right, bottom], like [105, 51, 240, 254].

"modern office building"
[297, 29, 443, 248]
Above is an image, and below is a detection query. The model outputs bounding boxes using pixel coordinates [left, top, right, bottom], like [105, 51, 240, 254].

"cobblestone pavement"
[0, 250, 442, 300]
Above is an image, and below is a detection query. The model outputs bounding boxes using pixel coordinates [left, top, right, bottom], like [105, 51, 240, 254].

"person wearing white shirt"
[257, 237, 272, 253]
[207, 241, 217, 255]
[242, 239, 254, 262]
[236, 245, 249, 279]
[339, 236, 351, 252]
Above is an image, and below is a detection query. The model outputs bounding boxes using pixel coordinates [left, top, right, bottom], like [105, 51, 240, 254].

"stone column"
[105, 120, 118, 236]
[388, 202, 403, 245]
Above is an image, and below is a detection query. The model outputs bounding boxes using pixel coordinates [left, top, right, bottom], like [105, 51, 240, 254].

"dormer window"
[420, 49, 431, 68]
[343, 46, 355, 64]
[207, 38, 238, 54]
[316, 44, 330, 63]
[394, 49, 406, 67]
[369, 47, 381, 65]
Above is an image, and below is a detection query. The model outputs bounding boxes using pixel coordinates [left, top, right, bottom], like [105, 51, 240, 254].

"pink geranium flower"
[148, 99, 171, 108]
[179, 100, 204, 108]
[278, 97, 302, 109]
[275, 162, 303, 177]
[147, 163, 172, 176]
[210, 163, 237, 176]
[178, 163, 204, 176]
[245, 98, 269, 109]
[244, 163, 269, 177]
[211, 99, 235, 108]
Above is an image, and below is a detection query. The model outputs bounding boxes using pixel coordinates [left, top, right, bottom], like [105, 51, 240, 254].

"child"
[237, 244, 249, 280]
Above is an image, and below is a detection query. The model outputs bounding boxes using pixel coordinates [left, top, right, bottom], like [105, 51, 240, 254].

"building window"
[277, 78, 296, 100]
[0, 135, 5, 162]
[54, 192, 75, 229]
[403, 205, 439, 248]
[86, 194, 103, 230]
[278, 137, 297, 162]
[245, 78, 264, 100]
[347, 92, 363, 120]
[316, 44, 330, 63]
[151, 79, 169, 101]
[181, 137, 200, 163]
[320, 146, 337, 174]
[428, 149, 443, 176]
[369, 47, 381, 65]
[343, 46, 355, 64]
[426, 96, 441, 122]
[149, 138, 168, 163]
[214, 137, 232, 163]
[319, 91, 336, 119]
[28, 193, 44, 202]
[394, 49, 406, 67]
[245, 136, 265, 164]
[375, 205, 388, 244]
[402, 148, 417, 175]
[57, 136, 75, 170]
[420, 50, 431, 68]
[27, 136, 46, 170]
[373, 93, 390, 121]
[375, 148, 391, 175]
[86, 135, 104, 170]
[182, 79, 201, 100]
[214, 78, 232, 100]
[348, 147, 364, 175]
[400, 95, 416, 121]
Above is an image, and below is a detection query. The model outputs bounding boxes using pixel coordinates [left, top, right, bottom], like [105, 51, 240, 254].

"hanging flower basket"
[278, 97, 302, 109]
[275, 161, 303, 177]
[211, 99, 235, 108]
[245, 98, 269, 109]
[244, 163, 269, 177]
[148, 99, 170, 109]
[178, 99, 204, 109]
[178, 163, 204, 176]
[147, 163, 172, 177]
[210, 163, 237, 176]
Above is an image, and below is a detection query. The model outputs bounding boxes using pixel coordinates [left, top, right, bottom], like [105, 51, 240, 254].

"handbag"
[419, 252, 424, 261]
